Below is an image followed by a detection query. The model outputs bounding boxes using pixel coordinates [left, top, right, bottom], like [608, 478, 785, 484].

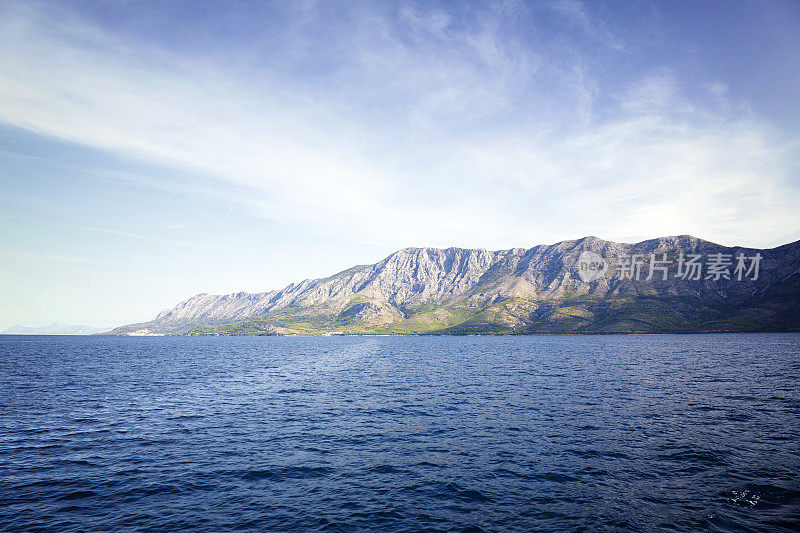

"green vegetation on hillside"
[187, 287, 800, 336]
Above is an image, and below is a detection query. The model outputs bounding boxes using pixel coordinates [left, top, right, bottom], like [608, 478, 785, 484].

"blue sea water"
[0, 334, 798, 532]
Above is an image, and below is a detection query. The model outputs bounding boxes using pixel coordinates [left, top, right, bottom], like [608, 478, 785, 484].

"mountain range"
[2, 323, 107, 335]
[107, 235, 800, 336]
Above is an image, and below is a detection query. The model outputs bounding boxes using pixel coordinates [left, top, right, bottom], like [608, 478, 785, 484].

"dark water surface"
[1, 334, 798, 532]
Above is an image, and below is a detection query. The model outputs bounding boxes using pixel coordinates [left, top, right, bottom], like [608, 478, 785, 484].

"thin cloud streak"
[79, 227, 220, 249]
[1, 249, 93, 265]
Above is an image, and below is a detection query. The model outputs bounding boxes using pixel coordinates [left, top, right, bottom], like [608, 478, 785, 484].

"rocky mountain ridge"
[108, 235, 800, 335]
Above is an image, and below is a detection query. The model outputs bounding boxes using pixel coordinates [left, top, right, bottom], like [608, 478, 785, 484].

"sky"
[1, 0, 799, 329]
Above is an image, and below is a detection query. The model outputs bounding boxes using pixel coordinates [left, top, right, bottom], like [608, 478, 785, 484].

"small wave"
[241, 469, 280, 481]
[407, 481, 493, 503]
[567, 448, 630, 459]
[348, 509, 404, 520]
[492, 467, 530, 479]
[56, 504, 89, 513]
[531, 472, 580, 483]
[367, 464, 403, 474]
[411, 461, 446, 469]
[241, 465, 334, 482]
[167, 414, 205, 421]
[657, 448, 724, 467]
[56, 490, 97, 501]
[53, 459, 96, 467]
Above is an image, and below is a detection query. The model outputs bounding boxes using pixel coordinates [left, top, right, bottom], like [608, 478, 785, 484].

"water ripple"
[1, 333, 799, 532]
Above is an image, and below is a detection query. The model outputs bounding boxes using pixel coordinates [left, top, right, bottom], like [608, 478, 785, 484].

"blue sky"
[1, 0, 799, 329]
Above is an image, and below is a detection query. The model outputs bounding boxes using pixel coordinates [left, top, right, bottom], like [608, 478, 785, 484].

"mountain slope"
[108, 235, 800, 335]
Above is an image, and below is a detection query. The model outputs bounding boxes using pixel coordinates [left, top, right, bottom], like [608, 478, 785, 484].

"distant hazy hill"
[2, 323, 106, 335]
[108, 235, 800, 336]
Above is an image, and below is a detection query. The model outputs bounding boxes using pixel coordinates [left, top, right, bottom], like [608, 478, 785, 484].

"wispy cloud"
[0, 1, 797, 249]
[79, 227, 219, 249]
[2, 249, 93, 264]
[550, 0, 623, 50]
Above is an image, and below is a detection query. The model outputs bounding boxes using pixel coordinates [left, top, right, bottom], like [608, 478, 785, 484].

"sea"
[1, 334, 798, 532]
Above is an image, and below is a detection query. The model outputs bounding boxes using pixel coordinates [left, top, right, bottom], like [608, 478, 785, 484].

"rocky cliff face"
[108, 235, 800, 335]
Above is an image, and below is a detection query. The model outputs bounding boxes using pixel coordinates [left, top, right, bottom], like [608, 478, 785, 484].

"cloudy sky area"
[1, 0, 799, 329]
